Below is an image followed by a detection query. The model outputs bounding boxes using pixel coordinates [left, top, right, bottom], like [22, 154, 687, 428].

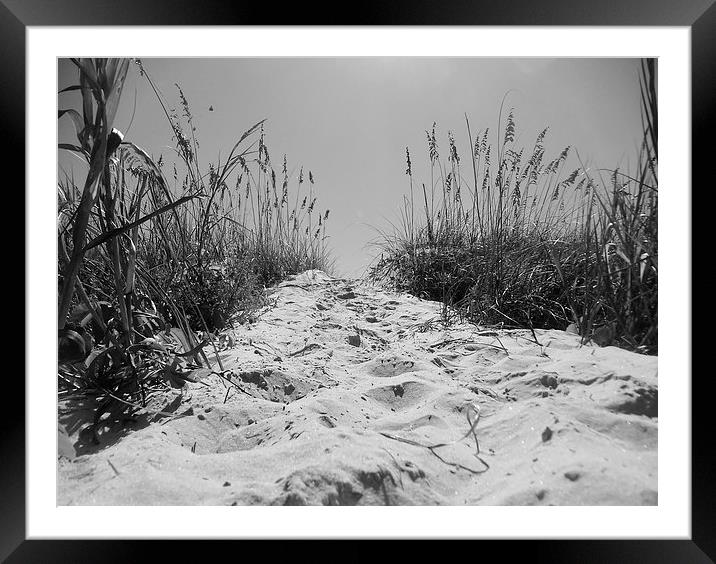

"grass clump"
[370, 60, 657, 354]
[57, 58, 332, 450]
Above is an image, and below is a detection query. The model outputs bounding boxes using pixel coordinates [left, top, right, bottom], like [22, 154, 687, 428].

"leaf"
[58, 424, 76, 460]
[79, 72, 94, 137]
[83, 348, 103, 369]
[82, 193, 199, 252]
[174, 338, 208, 359]
[58, 84, 83, 94]
[163, 358, 206, 388]
[104, 59, 130, 132]
[58, 143, 90, 159]
[58, 109, 86, 144]
[163, 358, 185, 388]
[129, 338, 169, 353]
[166, 327, 193, 354]
[73, 58, 100, 92]
[103, 58, 120, 94]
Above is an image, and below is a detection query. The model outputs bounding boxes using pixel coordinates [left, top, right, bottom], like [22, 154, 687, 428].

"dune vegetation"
[370, 60, 658, 355]
[57, 58, 332, 441]
[56, 58, 660, 508]
[57, 57, 657, 458]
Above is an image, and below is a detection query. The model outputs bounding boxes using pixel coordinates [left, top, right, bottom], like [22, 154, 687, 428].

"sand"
[58, 270, 658, 506]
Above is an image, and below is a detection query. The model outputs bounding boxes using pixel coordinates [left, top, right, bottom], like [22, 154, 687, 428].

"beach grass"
[57, 58, 332, 438]
[369, 59, 657, 354]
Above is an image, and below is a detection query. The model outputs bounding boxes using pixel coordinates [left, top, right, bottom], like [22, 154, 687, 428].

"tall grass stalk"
[58, 58, 334, 447]
[371, 61, 657, 353]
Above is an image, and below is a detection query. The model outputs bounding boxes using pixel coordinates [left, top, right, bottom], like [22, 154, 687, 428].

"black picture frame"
[7, 0, 709, 560]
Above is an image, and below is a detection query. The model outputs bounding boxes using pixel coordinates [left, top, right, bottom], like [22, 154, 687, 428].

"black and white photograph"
[8, 9, 705, 556]
[55, 55, 660, 506]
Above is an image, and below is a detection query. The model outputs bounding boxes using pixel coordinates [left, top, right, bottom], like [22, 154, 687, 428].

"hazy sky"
[58, 58, 645, 277]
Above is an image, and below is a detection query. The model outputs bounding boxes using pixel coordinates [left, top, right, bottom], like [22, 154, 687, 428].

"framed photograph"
[9, 0, 708, 560]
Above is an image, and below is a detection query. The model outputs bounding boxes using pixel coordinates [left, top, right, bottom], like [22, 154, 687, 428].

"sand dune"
[58, 270, 657, 506]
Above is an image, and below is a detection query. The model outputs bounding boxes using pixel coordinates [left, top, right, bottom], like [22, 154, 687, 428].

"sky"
[58, 57, 645, 277]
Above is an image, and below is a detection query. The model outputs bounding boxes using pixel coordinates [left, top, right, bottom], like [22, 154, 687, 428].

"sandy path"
[58, 270, 657, 505]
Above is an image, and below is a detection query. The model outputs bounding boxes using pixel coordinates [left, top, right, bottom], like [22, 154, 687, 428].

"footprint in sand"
[363, 380, 434, 410]
[318, 415, 337, 428]
[361, 353, 425, 378]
